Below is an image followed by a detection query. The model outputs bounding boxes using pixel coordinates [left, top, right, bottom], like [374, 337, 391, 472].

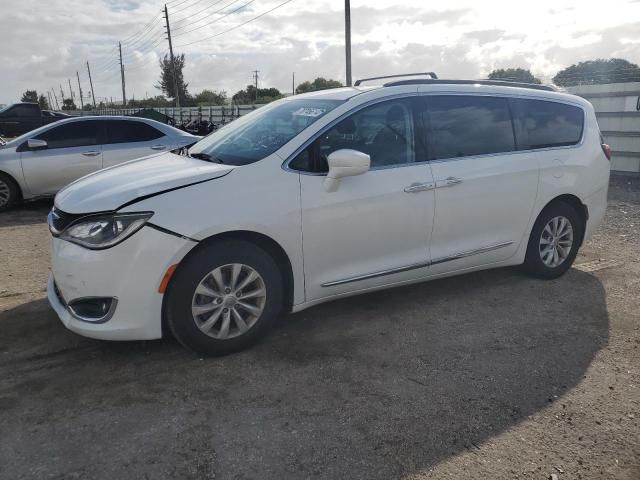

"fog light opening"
[68, 297, 118, 323]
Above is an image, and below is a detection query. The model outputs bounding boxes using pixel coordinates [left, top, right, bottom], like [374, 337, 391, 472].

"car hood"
[55, 152, 234, 214]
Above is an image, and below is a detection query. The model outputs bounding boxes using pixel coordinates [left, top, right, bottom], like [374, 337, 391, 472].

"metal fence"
[567, 82, 640, 173]
[62, 104, 260, 125]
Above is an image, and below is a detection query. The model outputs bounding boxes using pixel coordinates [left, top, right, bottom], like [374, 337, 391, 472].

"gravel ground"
[0, 175, 638, 480]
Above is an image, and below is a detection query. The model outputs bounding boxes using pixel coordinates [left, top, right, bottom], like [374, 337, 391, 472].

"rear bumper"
[48, 226, 195, 341]
[583, 184, 608, 242]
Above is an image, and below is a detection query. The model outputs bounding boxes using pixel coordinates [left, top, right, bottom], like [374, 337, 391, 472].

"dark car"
[0, 103, 69, 137]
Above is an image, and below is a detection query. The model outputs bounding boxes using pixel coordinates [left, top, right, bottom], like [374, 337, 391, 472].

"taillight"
[601, 143, 612, 161]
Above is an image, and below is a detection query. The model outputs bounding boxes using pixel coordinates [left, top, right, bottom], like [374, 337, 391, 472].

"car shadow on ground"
[0, 267, 608, 479]
[0, 199, 52, 227]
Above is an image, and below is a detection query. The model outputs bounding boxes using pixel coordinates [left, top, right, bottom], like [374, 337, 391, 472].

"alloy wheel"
[191, 263, 267, 339]
[539, 216, 574, 268]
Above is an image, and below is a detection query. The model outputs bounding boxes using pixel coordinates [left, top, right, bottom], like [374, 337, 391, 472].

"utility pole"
[345, 0, 352, 86]
[52, 89, 59, 110]
[76, 71, 84, 110]
[164, 4, 181, 119]
[68, 78, 74, 99]
[292, 72, 295, 96]
[118, 42, 126, 106]
[47, 91, 53, 110]
[252, 70, 259, 103]
[87, 61, 97, 108]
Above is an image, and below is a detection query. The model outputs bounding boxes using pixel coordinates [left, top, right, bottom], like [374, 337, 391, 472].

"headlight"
[58, 212, 153, 249]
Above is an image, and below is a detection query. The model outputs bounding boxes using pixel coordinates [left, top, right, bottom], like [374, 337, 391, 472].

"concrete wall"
[567, 83, 640, 173]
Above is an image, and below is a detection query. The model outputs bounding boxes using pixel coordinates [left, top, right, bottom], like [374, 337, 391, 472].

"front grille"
[48, 207, 83, 235]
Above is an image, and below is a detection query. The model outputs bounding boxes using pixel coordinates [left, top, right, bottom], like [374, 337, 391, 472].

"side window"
[511, 99, 584, 150]
[289, 99, 415, 173]
[105, 120, 164, 144]
[10, 105, 39, 117]
[420, 95, 515, 160]
[35, 121, 98, 149]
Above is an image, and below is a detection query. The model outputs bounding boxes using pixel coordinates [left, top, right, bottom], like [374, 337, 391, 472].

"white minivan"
[47, 75, 611, 355]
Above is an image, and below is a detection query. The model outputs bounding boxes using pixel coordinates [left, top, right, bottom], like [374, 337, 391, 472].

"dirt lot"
[0, 175, 638, 480]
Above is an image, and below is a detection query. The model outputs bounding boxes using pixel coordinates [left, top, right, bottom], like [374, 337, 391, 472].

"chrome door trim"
[321, 261, 431, 287]
[320, 241, 513, 287]
[430, 241, 513, 265]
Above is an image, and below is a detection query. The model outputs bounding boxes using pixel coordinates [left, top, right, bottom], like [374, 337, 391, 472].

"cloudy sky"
[2, 0, 640, 105]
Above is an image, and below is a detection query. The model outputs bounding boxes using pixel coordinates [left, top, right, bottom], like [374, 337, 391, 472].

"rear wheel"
[166, 240, 283, 356]
[0, 173, 20, 212]
[522, 202, 583, 279]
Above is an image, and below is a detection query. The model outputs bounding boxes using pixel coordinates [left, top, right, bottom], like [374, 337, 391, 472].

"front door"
[20, 120, 101, 196]
[416, 93, 539, 273]
[291, 97, 436, 301]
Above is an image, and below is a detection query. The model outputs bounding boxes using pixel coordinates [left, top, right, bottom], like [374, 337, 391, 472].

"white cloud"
[1, 0, 640, 104]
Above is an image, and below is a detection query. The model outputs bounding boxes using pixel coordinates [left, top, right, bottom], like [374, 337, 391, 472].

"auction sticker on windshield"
[292, 107, 327, 117]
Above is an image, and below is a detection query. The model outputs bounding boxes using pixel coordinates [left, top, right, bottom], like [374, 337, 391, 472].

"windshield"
[189, 98, 344, 165]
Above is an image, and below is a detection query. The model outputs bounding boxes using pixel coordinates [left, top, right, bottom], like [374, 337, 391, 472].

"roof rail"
[383, 78, 558, 92]
[354, 72, 438, 87]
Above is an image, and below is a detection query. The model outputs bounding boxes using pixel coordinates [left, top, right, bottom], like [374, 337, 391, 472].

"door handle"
[82, 151, 100, 157]
[404, 182, 435, 193]
[150, 144, 166, 150]
[437, 176, 463, 188]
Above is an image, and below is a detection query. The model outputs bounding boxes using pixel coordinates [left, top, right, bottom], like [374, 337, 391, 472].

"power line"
[175, 0, 297, 47]
[121, 13, 164, 45]
[167, 0, 198, 9]
[171, 0, 211, 15]
[172, 0, 231, 26]
[172, 0, 255, 37]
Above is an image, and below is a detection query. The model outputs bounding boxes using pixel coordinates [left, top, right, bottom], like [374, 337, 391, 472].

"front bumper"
[48, 226, 195, 341]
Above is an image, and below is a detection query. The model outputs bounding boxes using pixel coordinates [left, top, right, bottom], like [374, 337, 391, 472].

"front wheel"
[166, 239, 283, 356]
[0, 173, 20, 212]
[522, 202, 583, 279]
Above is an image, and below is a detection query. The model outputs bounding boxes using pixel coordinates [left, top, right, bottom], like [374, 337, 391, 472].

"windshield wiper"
[188, 152, 224, 164]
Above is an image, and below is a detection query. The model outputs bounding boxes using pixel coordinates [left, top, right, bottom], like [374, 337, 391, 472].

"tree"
[20, 90, 38, 103]
[156, 53, 189, 105]
[61, 99, 77, 110]
[553, 58, 640, 86]
[295, 77, 343, 94]
[232, 85, 282, 104]
[194, 89, 227, 105]
[488, 68, 541, 84]
[38, 94, 49, 110]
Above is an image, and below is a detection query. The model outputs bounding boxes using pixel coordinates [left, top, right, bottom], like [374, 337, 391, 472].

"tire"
[0, 173, 20, 212]
[166, 239, 283, 356]
[522, 201, 583, 279]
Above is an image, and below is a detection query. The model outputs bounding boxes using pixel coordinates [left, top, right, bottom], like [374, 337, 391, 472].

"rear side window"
[419, 96, 515, 160]
[104, 120, 164, 144]
[35, 121, 98, 149]
[8, 104, 39, 117]
[511, 99, 584, 150]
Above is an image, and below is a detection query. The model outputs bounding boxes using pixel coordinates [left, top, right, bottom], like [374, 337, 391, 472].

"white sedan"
[0, 116, 199, 210]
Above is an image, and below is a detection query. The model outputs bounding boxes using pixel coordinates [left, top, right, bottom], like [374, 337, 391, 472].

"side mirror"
[27, 138, 48, 150]
[323, 149, 370, 192]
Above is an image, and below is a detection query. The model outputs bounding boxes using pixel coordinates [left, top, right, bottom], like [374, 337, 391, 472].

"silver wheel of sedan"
[191, 263, 267, 340]
[539, 216, 574, 268]
[0, 179, 10, 208]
